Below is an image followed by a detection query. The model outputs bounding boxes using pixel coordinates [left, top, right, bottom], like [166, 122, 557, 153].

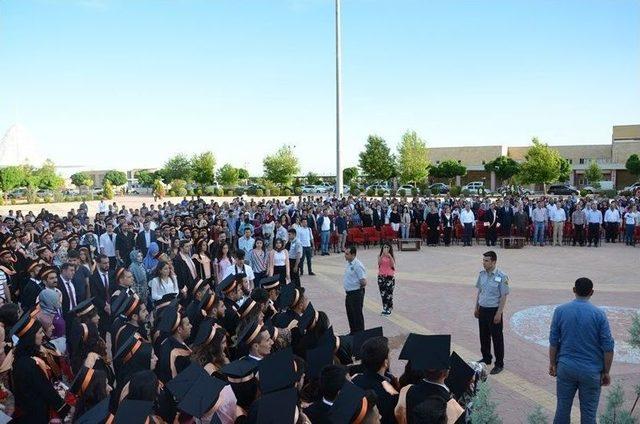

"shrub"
[389, 189, 397, 197]
[0, 198, 4, 206]
[411, 187, 419, 197]
[187, 189, 194, 196]
[366, 188, 376, 196]
[294, 187, 302, 196]
[398, 188, 406, 197]
[619, 190, 632, 197]
[44, 196, 53, 203]
[195, 188, 202, 196]
[168, 189, 177, 196]
[226, 190, 234, 196]
[351, 188, 361, 196]
[270, 187, 281, 196]
[204, 187, 215, 196]
[255, 189, 264, 197]
[177, 188, 188, 196]
[461, 189, 471, 197]
[579, 189, 590, 197]
[234, 187, 245, 196]
[214, 187, 224, 197]
[602, 189, 617, 199]
[449, 185, 462, 196]
[283, 188, 292, 196]
[376, 189, 386, 197]
[264, 188, 271, 196]
[10, 199, 16, 205]
[53, 190, 64, 202]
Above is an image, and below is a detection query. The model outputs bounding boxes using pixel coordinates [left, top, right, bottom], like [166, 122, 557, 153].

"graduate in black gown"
[9, 312, 71, 423]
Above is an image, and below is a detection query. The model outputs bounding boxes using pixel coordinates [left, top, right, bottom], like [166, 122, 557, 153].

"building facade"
[428, 125, 640, 190]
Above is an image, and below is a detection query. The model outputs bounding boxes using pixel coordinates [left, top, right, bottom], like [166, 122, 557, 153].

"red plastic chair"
[454, 222, 463, 244]
[563, 222, 573, 244]
[634, 226, 640, 244]
[362, 227, 380, 246]
[329, 231, 340, 252]
[420, 222, 429, 241]
[475, 221, 486, 244]
[348, 227, 365, 246]
[380, 224, 396, 242]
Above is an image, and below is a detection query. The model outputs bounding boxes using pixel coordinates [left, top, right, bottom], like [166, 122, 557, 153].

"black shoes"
[490, 366, 504, 375]
[309, 272, 316, 276]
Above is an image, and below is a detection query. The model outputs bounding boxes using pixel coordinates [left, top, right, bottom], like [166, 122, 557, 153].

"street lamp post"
[335, 0, 343, 197]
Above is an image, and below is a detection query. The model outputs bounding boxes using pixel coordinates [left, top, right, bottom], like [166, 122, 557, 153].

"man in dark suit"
[135, 220, 157, 257]
[115, 222, 136, 267]
[90, 254, 115, 338]
[304, 364, 347, 424]
[172, 240, 197, 295]
[58, 262, 79, 316]
[496, 199, 514, 237]
[482, 203, 499, 246]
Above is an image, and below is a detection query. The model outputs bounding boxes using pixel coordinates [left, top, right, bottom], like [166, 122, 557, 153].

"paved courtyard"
[305, 243, 640, 423]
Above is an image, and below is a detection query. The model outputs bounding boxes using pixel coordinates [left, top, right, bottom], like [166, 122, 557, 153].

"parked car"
[63, 188, 80, 196]
[622, 182, 640, 193]
[366, 184, 390, 195]
[462, 181, 485, 193]
[398, 184, 416, 191]
[8, 188, 28, 199]
[581, 185, 600, 194]
[547, 184, 579, 195]
[301, 184, 318, 193]
[429, 183, 450, 194]
[36, 189, 53, 198]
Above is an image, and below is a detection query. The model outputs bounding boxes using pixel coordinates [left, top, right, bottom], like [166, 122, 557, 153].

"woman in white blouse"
[149, 261, 180, 301]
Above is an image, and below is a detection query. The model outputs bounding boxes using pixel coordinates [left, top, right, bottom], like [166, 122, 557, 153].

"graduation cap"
[192, 320, 219, 347]
[257, 387, 298, 424]
[177, 374, 227, 418]
[110, 291, 131, 317]
[297, 302, 318, 333]
[192, 278, 207, 295]
[36, 245, 51, 255]
[10, 312, 41, 340]
[0, 249, 11, 257]
[399, 334, 451, 371]
[75, 397, 112, 424]
[306, 337, 335, 379]
[69, 366, 96, 396]
[328, 380, 367, 424]
[217, 273, 239, 295]
[260, 276, 280, 291]
[71, 297, 96, 318]
[258, 347, 296, 394]
[198, 290, 218, 314]
[153, 293, 178, 310]
[156, 305, 182, 334]
[114, 399, 154, 424]
[445, 351, 476, 398]
[25, 258, 41, 273]
[113, 334, 145, 365]
[235, 318, 265, 349]
[351, 327, 384, 360]
[221, 359, 258, 384]
[275, 284, 304, 310]
[166, 362, 209, 402]
[37, 266, 57, 281]
[237, 298, 258, 319]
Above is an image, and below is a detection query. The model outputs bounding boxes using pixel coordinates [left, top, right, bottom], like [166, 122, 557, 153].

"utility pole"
[335, 0, 343, 197]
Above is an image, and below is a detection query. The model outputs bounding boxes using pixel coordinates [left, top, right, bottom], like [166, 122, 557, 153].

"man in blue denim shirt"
[549, 277, 614, 424]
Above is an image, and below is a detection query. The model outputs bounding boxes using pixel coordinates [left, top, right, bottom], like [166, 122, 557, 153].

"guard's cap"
[156, 305, 182, 334]
[217, 273, 239, 294]
[192, 320, 220, 347]
[235, 318, 265, 348]
[237, 298, 258, 319]
[275, 284, 304, 310]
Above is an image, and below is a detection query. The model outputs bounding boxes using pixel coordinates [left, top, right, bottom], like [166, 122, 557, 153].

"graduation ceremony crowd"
[0, 190, 636, 423]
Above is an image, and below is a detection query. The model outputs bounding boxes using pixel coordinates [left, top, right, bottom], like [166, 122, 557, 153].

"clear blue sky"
[1, 0, 639, 175]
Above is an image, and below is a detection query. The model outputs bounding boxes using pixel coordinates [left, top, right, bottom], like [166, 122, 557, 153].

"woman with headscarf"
[37, 288, 66, 340]
[143, 242, 160, 275]
[129, 249, 148, 303]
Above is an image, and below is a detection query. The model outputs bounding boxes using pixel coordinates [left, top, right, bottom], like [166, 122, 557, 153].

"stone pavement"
[301, 243, 640, 423]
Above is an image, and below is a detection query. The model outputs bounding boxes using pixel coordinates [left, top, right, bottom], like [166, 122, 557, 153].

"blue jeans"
[554, 363, 601, 424]
[624, 224, 635, 244]
[321, 230, 330, 253]
[401, 224, 409, 239]
[534, 222, 545, 245]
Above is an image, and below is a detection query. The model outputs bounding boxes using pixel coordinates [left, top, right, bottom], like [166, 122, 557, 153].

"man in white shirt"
[551, 201, 567, 246]
[604, 203, 621, 243]
[297, 219, 315, 276]
[224, 250, 255, 292]
[624, 204, 639, 246]
[460, 203, 475, 246]
[99, 222, 118, 269]
[98, 199, 109, 214]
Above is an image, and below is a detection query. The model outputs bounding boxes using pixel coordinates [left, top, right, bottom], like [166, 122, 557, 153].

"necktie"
[102, 273, 108, 290]
[65, 280, 76, 308]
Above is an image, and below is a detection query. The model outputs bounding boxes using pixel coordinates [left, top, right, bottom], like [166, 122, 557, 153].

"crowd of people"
[0, 190, 631, 423]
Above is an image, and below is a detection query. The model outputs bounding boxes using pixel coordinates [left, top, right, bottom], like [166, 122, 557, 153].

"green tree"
[558, 158, 571, 183]
[306, 172, 321, 185]
[430, 160, 467, 185]
[237, 168, 250, 180]
[585, 161, 603, 188]
[263, 144, 300, 185]
[217, 163, 240, 186]
[0, 166, 27, 196]
[625, 154, 640, 179]
[171, 179, 188, 196]
[518, 138, 566, 193]
[70, 172, 93, 189]
[191, 151, 216, 188]
[396, 130, 429, 184]
[343, 166, 359, 185]
[135, 169, 159, 187]
[34, 160, 65, 190]
[599, 384, 636, 424]
[162, 154, 193, 184]
[102, 180, 114, 200]
[358, 135, 395, 182]
[103, 170, 128, 186]
[484, 156, 520, 184]
[471, 381, 502, 424]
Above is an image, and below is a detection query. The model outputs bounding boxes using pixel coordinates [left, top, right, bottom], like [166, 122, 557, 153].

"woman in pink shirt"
[377, 242, 396, 315]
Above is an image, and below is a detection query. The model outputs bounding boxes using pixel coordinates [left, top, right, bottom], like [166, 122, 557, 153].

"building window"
[579, 158, 585, 164]
[568, 159, 573, 164]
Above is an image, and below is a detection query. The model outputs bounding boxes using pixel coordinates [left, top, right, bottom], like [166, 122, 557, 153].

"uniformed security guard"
[474, 250, 509, 375]
[343, 246, 367, 334]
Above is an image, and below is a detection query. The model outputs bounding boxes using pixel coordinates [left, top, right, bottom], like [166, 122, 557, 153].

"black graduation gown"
[11, 355, 69, 423]
[222, 298, 240, 335]
[352, 371, 399, 424]
[156, 336, 192, 383]
[303, 400, 332, 424]
[405, 380, 465, 424]
[19, 278, 44, 311]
